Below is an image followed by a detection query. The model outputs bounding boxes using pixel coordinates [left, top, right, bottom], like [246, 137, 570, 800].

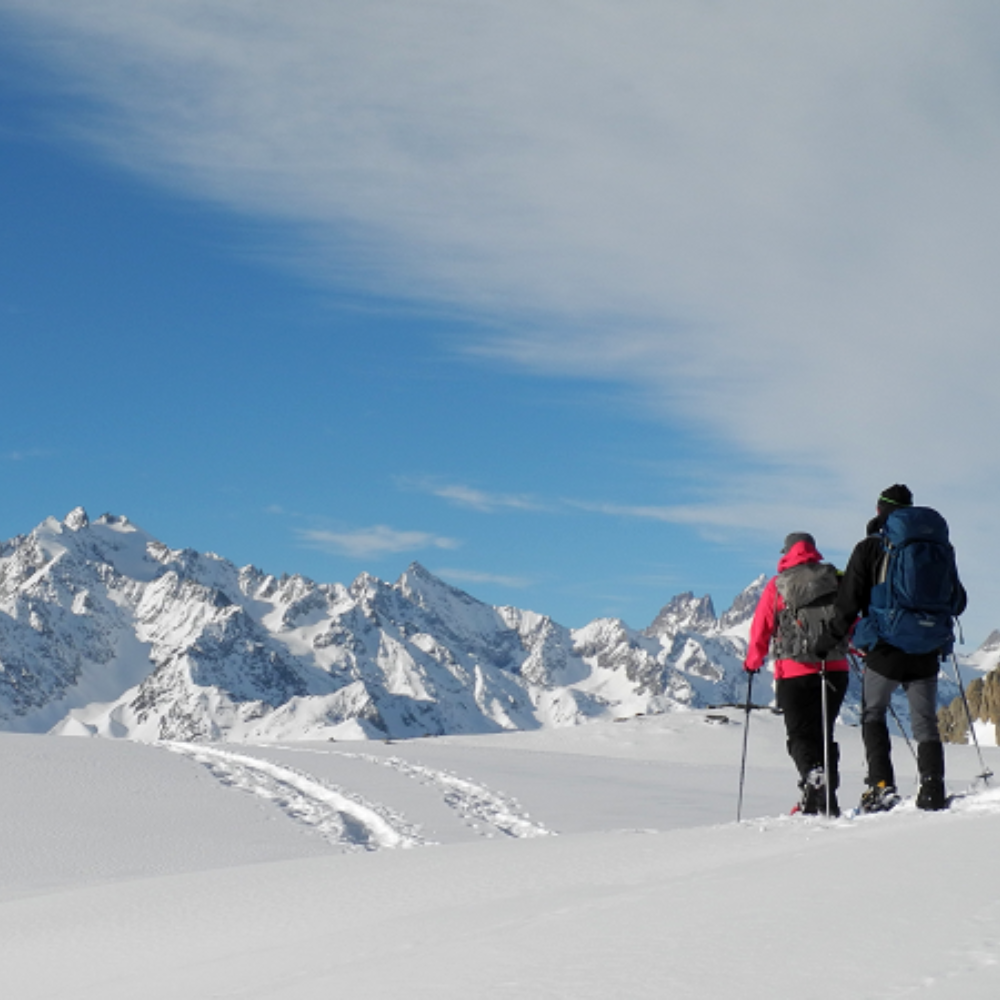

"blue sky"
[2, 2, 999, 644]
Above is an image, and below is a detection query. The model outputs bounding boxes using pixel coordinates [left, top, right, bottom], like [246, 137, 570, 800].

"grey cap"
[781, 532, 816, 554]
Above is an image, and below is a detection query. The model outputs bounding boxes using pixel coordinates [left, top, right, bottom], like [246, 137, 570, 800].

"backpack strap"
[873, 531, 889, 587]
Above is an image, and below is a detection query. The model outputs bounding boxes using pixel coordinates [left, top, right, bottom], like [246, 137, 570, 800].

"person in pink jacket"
[744, 533, 850, 815]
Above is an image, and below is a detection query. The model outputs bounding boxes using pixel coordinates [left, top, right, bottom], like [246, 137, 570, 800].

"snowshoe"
[859, 781, 901, 814]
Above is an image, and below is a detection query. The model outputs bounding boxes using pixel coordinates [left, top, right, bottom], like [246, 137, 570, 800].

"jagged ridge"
[0, 508, 982, 743]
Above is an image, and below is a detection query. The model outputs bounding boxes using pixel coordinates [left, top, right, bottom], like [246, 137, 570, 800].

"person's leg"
[777, 674, 828, 812]
[907, 675, 942, 744]
[777, 675, 823, 779]
[861, 669, 899, 788]
[906, 676, 947, 810]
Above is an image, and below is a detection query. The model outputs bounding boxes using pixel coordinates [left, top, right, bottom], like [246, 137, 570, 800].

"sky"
[1, 1, 999, 643]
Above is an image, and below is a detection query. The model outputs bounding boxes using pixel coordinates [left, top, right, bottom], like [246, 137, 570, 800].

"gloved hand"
[743, 661, 761, 674]
[813, 632, 835, 661]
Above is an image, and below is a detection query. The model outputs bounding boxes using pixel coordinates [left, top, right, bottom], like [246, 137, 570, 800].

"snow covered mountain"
[0, 508, 769, 741]
[0, 508, 982, 742]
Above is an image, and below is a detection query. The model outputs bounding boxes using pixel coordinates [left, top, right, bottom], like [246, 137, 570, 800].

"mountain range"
[0, 507, 990, 742]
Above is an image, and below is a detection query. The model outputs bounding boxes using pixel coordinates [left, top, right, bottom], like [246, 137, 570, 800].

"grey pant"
[861, 669, 943, 786]
[862, 671, 941, 743]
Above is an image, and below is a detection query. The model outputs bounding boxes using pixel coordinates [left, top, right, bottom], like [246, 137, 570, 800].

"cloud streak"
[406, 476, 861, 549]
[297, 526, 460, 560]
[400, 477, 547, 513]
[434, 568, 533, 590]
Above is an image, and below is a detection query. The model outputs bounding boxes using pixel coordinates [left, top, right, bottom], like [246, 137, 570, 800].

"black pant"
[776, 671, 850, 786]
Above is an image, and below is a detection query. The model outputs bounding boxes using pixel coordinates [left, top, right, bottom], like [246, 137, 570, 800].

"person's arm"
[816, 539, 876, 655]
[744, 577, 777, 672]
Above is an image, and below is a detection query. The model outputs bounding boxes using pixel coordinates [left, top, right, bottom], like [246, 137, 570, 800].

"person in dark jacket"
[814, 484, 966, 812]
[745, 532, 850, 816]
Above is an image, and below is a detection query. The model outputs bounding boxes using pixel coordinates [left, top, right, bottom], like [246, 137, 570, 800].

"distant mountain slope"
[939, 631, 1000, 745]
[0, 508, 982, 742]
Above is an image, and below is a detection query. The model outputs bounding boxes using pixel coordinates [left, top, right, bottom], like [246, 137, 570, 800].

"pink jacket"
[744, 540, 849, 680]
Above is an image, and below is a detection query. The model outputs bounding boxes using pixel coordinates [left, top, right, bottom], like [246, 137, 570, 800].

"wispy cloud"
[435, 568, 532, 589]
[399, 477, 547, 513]
[566, 492, 865, 556]
[297, 525, 460, 560]
[566, 500, 707, 525]
[2, 448, 50, 461]
[7, 2, 997, 495]
[408, 474, 859, 547]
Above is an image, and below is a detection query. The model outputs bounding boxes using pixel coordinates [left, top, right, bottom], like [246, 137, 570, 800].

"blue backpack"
[853, 506, 963, 656]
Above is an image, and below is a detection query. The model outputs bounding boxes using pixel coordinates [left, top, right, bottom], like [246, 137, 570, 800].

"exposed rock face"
[939, 658, 1000, 745]
[644, 577, 766, 642]
[644, 592, 718, 640]
[718, 576, 767, 634]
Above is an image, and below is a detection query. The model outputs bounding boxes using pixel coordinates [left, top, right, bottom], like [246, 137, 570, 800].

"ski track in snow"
[273, 745, 555, 840]
[163, 743, 426, 851]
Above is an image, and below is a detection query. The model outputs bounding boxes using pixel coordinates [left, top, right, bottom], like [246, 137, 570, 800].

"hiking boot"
[916, 776, 947, 811]
[797, 767, 822, 814]
[916, 743, 946, 811]
[798, 767, 840, 817]
[859, 781, 900, 814]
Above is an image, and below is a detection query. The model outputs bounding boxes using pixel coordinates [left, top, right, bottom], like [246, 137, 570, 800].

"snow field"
[2, 711, 1000, 998]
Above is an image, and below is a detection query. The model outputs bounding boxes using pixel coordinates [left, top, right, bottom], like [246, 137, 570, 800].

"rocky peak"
[645, 592, 717, 640]
[403, 561, 435, 581]
[397, 562, 473, 608]
[95, 513, 132, 528]
[979, 630, 1000, 653]
[64, 507, 89, 531]
[718, 575, 767, 633]
[348, 571, 385, 602]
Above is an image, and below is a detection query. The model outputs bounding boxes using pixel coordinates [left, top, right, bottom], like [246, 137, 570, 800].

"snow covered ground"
[3, 711, 1000, 998]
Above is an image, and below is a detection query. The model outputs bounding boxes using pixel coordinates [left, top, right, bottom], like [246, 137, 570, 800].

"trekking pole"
[737, 671, 755, 822]
[820, 658, 832, 816]
[949, 652, 993, 786]
[847, 650, 917, 764]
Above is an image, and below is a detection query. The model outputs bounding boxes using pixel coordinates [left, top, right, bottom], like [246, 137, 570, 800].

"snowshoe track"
[164, 743, 426, 851]
[276, 745, 554, 839]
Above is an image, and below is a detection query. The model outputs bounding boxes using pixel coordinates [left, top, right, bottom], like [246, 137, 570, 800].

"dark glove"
[813, 632, 835, 661]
